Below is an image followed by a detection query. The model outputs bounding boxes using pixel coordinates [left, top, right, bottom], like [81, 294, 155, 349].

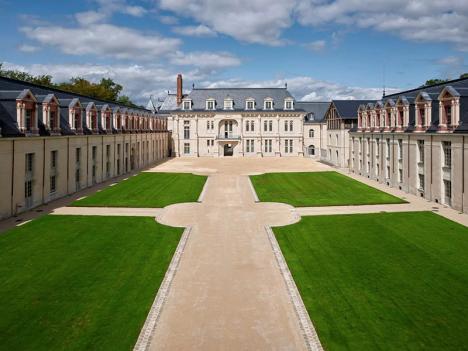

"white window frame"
[182, 99, 192, 110]
[246, 99, 255, 110]
[206, 99, 216, 110]
[264, 98, 273, 110]
[284, 98, 294, 110]
[224, 98, 234, 110]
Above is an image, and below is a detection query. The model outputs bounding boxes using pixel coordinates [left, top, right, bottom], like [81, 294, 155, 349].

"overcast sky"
[1, 0, 468, 104]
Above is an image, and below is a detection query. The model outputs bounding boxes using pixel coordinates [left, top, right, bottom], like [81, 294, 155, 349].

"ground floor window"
[419, 173, 425, 191]
[264, 139, 272, 153]
[184, 143, 190, 154]
[399, 169, 403, 183]
[50, 175, 56, 194]
[246, 139, 254, 153]
[444, 179, 452, 205]
[284, 139, 293, 153]
[308, 145, 315, 156]
[386, 166, 390, 179]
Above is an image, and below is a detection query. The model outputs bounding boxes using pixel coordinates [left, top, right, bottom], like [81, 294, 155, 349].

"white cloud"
[17, 44, 41, 53]
[198, 76, 397, 101]
[173, 24, 217, 37]
[21, 24, 182, 60]
[159, 15, 179, 25]
[169, 51, 241, 69]
[159, 0, 295, 45]
[304, 40, 326, 52]
[3, 61, 396, 106]
[75, 11, 108, 25]
[123, 5, 147, 17]
[296, 0, 468, 51]
[157, 0, 468, 50]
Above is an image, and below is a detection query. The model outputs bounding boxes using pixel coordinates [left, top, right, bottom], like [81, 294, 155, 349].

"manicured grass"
[0, 215, 183, 351]
[274, 212, 468, 350]
[72, 172, 207, 208]
[250, 171, 405, 207]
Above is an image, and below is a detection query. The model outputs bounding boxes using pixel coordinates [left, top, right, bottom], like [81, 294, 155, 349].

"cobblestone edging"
[133, 226, 192, 351]
[265, 226, 324, 351]
[197, 176, 210, 202]
[247, 177, 260, 202]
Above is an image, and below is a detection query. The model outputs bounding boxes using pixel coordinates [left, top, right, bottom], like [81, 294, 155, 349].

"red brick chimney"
[176, 74, 183, 105]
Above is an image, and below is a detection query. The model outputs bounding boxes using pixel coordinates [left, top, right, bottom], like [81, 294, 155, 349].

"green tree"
[0, 63, 137, 106]
[460, 73, 468, 79]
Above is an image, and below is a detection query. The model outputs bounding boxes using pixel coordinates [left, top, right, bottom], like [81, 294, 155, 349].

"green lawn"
[274, 212, 468, 350]
[72, 172, 207, 208]
[0, 215, 183, 351]
[250, 171, 405, 206]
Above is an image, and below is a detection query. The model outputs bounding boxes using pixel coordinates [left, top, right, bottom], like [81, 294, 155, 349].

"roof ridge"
[0, 76, 151, 112]
[385, 76, 468, 98]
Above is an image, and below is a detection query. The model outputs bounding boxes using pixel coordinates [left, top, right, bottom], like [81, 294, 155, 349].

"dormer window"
[16, 89, 39, 135]
[246, 98, 255, 110]
[206, 99, 216, 110]
[264, 98, 273, 110]
[224, 98, 234, 110]
[182, 99, 192, 110]
[284, 98, 294, 110]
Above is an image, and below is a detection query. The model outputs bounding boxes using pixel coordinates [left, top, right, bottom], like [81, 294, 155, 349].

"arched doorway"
[224, 144, 234, 156]
[308, 145, 315, 156]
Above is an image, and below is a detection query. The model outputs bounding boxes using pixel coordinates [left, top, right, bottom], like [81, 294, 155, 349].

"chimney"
[176, 74, 183, 105]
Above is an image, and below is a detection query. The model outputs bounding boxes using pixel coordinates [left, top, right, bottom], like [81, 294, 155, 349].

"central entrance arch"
[224, 144, 234, 156]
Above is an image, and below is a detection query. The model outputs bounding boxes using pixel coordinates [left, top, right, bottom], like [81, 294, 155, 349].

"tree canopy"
[423, 73, 468, 87]
[0, 63, 138, 107]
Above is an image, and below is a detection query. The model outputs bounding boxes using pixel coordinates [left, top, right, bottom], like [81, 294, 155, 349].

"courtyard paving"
[47, 157, 468, 350]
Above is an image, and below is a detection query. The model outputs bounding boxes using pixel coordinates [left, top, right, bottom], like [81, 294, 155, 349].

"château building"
[349, 77, 468, 214]
[155, 74, 329, 158]
[0, 77, 171, 219]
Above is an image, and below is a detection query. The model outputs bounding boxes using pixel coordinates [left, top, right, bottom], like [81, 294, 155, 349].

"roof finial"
[285, 82, 288, 89]
[192, 83, 195, 89]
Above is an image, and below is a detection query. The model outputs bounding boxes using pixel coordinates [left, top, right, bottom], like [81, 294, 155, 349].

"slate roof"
[333, 100, 376, 119]
[0, 76, 158, 138]
[159, 87, 295, 112]
[296, 101, 330, 123]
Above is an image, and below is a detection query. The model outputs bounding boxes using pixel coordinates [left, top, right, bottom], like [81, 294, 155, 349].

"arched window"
[309, 129, 314, 138]
[308, 145, 315, 156]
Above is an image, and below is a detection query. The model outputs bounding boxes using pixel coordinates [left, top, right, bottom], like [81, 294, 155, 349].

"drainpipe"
[462, 135, 465, 212]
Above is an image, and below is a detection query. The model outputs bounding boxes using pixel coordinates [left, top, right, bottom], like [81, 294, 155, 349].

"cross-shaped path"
[145, 158, 327, 350]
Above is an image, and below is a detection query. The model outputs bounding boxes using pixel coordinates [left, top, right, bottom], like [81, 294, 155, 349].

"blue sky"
[1, 0, 468, 104]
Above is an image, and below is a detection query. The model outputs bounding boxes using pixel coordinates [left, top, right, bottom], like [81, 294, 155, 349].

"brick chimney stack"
[176, 74, 183, 105]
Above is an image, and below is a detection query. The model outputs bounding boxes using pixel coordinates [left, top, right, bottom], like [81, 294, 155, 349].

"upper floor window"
[443, 141, 451, 168]
[284, 99, 294, 110]
[224, 98, 234, 110]
[206, 99, 215, 110]
[309, 129, 314, 138]
[246, 99, 255, 110]
[264, 99, 273, 110]
[182, 99, 192, 110]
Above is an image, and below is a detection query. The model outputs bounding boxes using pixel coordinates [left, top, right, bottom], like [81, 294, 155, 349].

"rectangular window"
[207, 100, 215, 110]
[184, 143, 190, 154]
[289, 120, 293, 132]
[246, 121, 250, 132]
[76, 148, 81, 163]
[207, 120, 210, 130]
[247, 101, 254, 110]
[264, 139, 272, 153]
[92, 146, 97, 161]
[418, 140, 424, 164]
[269, 120, 273, 132]
[386, 139, 390, 158]
[184, 125, 190, 139]
[207, 139, 210, 147]
[264, 120, 267, 131]
[50, 175, 56, 194]
[375, 139, 380, 157]
[398, 139, 403, 160]
[183, 101, 191, 110]
[265, 101, 272, 110]
[51, 150, 57, 167]
[444, 179, 452, 204]
[25, 109, 33, 130]
[285, 101, 292, 110]
[25, 180, 33, 199]
[25, 153, 34, 173]
[250, 121, 254, 131]
[445, 105, 452, 125]
[443, 141, 451, 168]
[284, 120, 288, 131]
[386, 166, 390, 179]
[399, 169, 403, 183]
[418, 174, 425, 191]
